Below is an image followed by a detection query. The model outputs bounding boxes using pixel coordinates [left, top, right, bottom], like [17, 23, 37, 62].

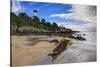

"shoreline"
[11, 35, 96, 66]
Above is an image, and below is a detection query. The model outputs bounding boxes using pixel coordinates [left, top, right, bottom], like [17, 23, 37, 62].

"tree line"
[11, 12, 77, 36]
[11, 12, 60, 31]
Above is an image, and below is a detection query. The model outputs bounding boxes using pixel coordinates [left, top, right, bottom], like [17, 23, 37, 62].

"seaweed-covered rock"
[69, 35, 86, 41]
[49, 39, 59, 45]
[48, 39, 71, 61]
[75, 36, 86, 41]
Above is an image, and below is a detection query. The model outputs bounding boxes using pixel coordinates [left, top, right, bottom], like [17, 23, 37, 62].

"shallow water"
[36, 32, 97, 64]
[53, 32, 96, 63]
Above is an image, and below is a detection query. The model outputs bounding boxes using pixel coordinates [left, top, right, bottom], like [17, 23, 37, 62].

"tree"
[46, 22, 52, 30]
[52, 22, 58, 28]
[33, 16, 40, 23]
[41, 18, 46, 23]
[41, 18, 47, 29]
[52, 22, 59, 31]
[18, 12, 30, 19]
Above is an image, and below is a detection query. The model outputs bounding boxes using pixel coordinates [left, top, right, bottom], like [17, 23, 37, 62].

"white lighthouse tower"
[33, 8, 38, 16]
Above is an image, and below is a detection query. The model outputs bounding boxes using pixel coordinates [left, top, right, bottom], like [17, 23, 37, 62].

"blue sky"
[11, 1, 96, 32]
[11, 1, 72, 22]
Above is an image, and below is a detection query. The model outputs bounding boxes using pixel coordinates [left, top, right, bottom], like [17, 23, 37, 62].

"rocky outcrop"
[49, 39, 59, 45]
[48, 39, 71, 61]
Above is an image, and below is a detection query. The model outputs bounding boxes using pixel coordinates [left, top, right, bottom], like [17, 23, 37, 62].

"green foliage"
[52, 22, 58, 28]
[18, 12, 30, 19]
[11, 12, 19, 25]
[33, 16, 40, 23]
[52, 22, 59, 31]
[11, 12, 78, 38]
[11, 12, 70, 33]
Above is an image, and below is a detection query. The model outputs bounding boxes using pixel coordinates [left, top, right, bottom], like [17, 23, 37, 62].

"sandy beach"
[11, 35, 64, 66]
[11, 34, 96, 66]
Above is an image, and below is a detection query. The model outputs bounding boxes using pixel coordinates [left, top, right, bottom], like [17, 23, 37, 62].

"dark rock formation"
[48, 39, 70, 61]
[49, 39, 59, 45]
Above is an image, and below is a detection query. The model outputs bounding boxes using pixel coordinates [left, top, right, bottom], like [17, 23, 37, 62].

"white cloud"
[51, 5, 96, 23]
[57, 21, 96, 32]
[11, 0, 22, 13]
[50, 4, 97, 32]
[71, 5, 96, 23]
[50, 13, 72, 19]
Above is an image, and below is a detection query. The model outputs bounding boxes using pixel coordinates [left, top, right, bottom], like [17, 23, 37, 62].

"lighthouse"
[33, 8, 38, 16]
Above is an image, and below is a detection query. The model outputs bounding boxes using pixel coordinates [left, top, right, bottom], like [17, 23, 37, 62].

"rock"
[48, 39, 71, 61]
[49, 39, 59, 45]
[75, 36, 86, 41]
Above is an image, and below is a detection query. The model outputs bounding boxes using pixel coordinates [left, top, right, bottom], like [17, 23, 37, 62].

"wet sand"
[11, 35, 63, 66]
[11, 35, 96, 66]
